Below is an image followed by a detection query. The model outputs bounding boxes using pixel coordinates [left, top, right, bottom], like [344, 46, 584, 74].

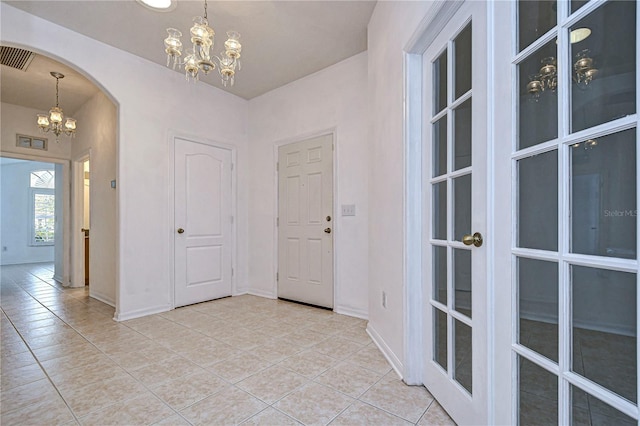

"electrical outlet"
[382, 291, 387, 308]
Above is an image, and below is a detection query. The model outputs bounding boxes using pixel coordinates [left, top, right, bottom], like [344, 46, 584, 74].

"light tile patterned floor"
[1, 263, 455, 425]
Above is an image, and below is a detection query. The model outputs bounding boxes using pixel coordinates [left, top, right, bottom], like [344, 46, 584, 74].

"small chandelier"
[36, 72, 77, 140]
[527, 27, 597, 101]
[164, 0, 242, 86]
[527, 49, 598, 100]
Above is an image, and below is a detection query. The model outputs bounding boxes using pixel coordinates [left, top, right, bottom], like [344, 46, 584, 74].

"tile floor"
[1, 263, 455, 425]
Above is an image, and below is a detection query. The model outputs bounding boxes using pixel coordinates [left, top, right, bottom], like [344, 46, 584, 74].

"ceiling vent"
[1, 46, 35, 71]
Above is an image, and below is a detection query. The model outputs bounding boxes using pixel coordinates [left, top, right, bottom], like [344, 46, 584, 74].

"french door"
[506, 0, 639, 424]
[422, 1, 488, 424]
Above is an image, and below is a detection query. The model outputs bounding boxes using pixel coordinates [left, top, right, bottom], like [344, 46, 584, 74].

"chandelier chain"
[204, 0, 207, 20]
[55, 77, 59, 107]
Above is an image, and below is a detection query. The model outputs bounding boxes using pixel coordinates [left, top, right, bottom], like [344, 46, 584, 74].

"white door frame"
[0, 152, 71, 286]
[71, 149, 90, 288]
[272, 128, 337, 308]
[403, 0, 498, 422]
[167, 132, 237, 309]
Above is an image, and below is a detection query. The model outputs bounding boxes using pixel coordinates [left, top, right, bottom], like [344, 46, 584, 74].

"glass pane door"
[422, 1, 488, 424]
[513, 0, 638, 423]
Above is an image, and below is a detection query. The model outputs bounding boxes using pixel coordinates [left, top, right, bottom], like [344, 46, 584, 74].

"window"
[30, 170, 55, 246]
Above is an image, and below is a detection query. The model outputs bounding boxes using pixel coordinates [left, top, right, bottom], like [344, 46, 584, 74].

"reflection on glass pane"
[453, 174, 471, 242]
[572, 265, 637, 403]
[433, 245, 447, 305]
[573, 386, 636, 426]
[571, 1, 636, 133]
[454, 249, 471, 318]
[518, 258, 558, 362]
[518, 150, 558, 251]
[433, 181, 447, 240]
[434, 308, 447, 371]
[571, 386, 590, 426]
[454, 99, 472, 170]
[519, 356, 558, 425]
[519, 40, 558, 149]
[433, 117, 447, 177]
[571, 129, 636, 259]
[454, 23, 472, 99]
[518, 0, 556, 52]
[454, 319, 472, 394]
[571, 0, 589, 15]
[434, 51, 448, 114]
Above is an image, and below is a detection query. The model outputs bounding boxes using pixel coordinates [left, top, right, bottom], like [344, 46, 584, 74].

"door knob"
[177, 228, 185, 234]
[462, 232, 483, 247]
[324, 228, 332, 234]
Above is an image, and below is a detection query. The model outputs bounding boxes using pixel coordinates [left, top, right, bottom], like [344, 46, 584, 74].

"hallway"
[0, 263, 453, 425]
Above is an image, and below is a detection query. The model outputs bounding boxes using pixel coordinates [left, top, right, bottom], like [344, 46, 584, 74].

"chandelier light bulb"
[65, 118, 77, 132]
[164, 28, 183, 68]
[37, 114, 50, 128]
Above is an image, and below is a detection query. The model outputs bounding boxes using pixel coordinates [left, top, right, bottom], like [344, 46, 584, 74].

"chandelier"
[36, 72, 77, 140]
[164, 0, 242, 86]
[527, 49, 598, 100]
[526, 26, 597, 101]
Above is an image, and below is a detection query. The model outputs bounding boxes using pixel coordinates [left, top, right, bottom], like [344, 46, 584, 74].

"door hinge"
[231, 163, 234, 171]
[276, 162, 279, 171]
[231, 216, 234, 224]
[276, 272, 279, 281]
[232, 268, 234, 277]
[276, 217, 279, 226]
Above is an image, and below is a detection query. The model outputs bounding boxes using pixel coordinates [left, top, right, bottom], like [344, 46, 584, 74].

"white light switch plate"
[341, 204, 356, 216]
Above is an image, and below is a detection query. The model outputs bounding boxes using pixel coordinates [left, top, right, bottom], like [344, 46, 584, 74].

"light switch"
[341, 204, 356, 216]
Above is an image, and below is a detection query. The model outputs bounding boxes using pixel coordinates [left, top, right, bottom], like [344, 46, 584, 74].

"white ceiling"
[1, 54, 100, 115]
[4, 0, 376, 101]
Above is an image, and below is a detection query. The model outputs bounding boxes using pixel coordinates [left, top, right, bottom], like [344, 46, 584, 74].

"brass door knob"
[462, 232, 483, 247]
[324, 228, 332, 234]
[177, 228, 185, 234]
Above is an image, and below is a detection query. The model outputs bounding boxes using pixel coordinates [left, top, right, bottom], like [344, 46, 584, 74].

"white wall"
[248, 52, 369, 318]
[1, 4, 249, 320]
[71, 91, 117, 305]
[366, 1, 438, 375]
[0, 160, 55, 265]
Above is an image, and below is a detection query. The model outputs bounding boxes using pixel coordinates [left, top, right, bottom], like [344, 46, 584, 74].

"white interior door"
[277, 134, 333, 308]
[174, 137, 232, 308]
[503, 0, 640, 424]
[422, 1, 488, 424]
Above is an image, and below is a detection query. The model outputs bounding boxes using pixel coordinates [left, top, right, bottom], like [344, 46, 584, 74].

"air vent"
[1, 46, 35, 71]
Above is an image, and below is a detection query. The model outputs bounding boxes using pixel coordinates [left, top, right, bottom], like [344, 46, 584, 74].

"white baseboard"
[366, 323, 404, 380]
[53, 274, 64, 284]
[335, 304, 368, 320]
[114, 304, 171, 322]
[247, 289, 277, 299]
[89, 290, 115, 307]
